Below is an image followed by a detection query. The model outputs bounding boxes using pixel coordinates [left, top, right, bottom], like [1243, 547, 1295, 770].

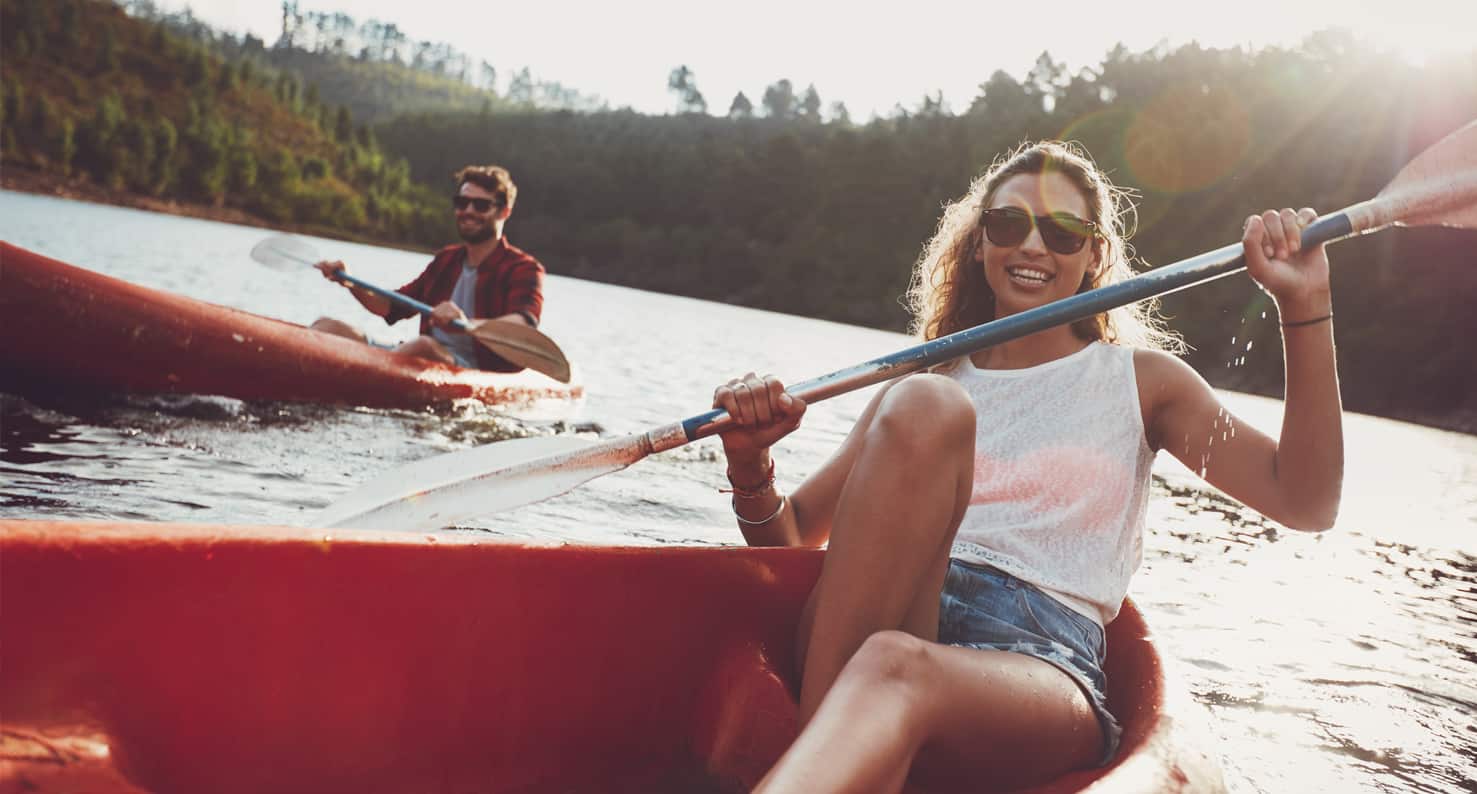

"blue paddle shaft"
[673, 211, 1357, 445]
[335, 272, 471, 333]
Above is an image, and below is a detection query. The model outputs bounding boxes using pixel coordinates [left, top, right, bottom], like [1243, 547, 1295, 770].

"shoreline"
[2, 166, 280, 231]
[4, 168, 1472, 436]
[0, 166, 425, 251]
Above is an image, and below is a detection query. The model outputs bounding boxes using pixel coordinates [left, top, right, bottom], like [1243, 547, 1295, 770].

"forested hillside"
[1, 0, 445, 240]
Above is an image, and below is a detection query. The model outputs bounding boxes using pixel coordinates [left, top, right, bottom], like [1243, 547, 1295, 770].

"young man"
[310, 165, 545, 371]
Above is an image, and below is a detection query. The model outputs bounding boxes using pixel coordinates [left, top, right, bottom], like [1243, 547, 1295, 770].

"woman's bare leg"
[757, 634, 1102, 794]
[794, 374, 976, 720]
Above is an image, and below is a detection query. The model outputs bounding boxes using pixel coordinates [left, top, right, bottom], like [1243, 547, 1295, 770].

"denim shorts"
[937, 559, 1122, 765]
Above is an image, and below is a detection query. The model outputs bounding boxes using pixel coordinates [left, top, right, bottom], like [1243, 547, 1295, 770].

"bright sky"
[161, 0, 1474, 120]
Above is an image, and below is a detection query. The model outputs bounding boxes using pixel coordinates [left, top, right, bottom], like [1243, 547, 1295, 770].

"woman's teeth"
[1007, 267, 1052, 285]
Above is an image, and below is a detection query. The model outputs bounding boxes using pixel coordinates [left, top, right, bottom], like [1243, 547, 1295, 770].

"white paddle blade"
[313, 435, 644, 531]
[467, 320, 573, 383]
[1375, 119, 1477, 230]
[250, 234, 322, 271]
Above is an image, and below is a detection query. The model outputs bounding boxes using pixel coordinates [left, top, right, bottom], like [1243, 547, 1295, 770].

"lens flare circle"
[1124, 82, 1252, 194]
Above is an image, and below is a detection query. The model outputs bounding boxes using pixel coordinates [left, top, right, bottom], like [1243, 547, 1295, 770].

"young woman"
[711, 141, 1343, 793]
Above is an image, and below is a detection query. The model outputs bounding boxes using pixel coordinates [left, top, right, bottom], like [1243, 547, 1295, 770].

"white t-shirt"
[946, 342, 1155, 626]
[431, 262, 480, 366]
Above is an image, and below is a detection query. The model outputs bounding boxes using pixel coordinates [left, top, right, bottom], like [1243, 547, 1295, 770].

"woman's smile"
[1004, 264, 1054, 288]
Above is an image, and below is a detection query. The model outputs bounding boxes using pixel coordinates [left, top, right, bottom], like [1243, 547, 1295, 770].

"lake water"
[2, 190, 1474, 793]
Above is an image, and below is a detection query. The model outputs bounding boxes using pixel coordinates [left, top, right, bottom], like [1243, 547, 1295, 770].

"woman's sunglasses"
[452, 196, 499, 213]
[980, 207, 1098, 255]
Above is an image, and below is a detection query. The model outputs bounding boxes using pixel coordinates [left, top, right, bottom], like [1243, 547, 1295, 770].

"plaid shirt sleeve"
[501, 254, 545, 328]
[385, 248, 456, 325]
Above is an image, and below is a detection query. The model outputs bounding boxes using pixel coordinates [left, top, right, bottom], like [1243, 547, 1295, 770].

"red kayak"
[0, 242, 581, 410]
[0, 519, 1224, 793]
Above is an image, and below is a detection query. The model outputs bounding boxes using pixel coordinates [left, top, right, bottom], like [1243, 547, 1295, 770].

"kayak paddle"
[250, 234, 572, 383]
[315, 119, 1477, 531]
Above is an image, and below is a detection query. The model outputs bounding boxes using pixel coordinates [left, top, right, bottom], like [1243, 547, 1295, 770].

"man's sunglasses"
[980, 207, 1098, 255]
[452, 196, 500, 212]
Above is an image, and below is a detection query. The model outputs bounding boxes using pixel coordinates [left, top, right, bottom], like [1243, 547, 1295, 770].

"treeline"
[1, 0, 448, 240]
[376, 36, 1477, 428]
[118, 0, 604, 124]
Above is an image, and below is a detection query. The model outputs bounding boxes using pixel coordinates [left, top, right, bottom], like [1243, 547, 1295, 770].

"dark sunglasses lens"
[1038, 216, 1090, 254]
[453, 197, 495, 212]
[982, 210, 1030, 247]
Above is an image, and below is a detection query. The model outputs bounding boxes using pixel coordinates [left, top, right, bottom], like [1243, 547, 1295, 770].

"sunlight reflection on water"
[3, 191, 1475, 793]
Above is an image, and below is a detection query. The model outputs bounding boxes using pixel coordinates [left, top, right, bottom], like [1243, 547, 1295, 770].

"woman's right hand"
[712, 373, 807, 457]
[315, 260, 349, 283]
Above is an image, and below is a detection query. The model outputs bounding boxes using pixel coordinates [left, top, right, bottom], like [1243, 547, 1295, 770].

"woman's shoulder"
[1130, 347, 1215, 424]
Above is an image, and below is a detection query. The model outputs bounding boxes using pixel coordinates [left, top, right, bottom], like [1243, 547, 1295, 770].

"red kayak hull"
[0, 242, 581, 409]
[0, 520, 1223, 793]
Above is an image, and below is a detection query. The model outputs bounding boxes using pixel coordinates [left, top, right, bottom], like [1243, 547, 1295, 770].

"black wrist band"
[1280, 313, 1332, 328]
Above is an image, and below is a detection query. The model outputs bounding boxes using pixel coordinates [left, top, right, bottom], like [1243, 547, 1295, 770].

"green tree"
[762, 79, 796, 119]
[150, 117, 178, 195]
[56, 0, 80, 48]
[0, 77, 20, 146]
[76, 92, 128, 187]
[97, 24, 120, 73]
[728, 91, 753, 119]
[179, 102, 228, 202]
[185, 47, 212, 88]
[118, 117, 157, 193]
[828, 101, 851, 126]
[333, 104, 352, 142]
[667, 65, 707, 115]
[227, 144, 258, 193]
[798, 84, 822, 122]
[301, 155, 331, 181]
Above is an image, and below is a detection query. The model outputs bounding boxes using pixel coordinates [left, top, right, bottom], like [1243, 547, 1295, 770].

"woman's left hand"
[1243, 208, 1332, 312]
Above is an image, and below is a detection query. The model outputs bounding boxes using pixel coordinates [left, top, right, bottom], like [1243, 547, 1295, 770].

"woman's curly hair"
[905, 140, 1181, 353]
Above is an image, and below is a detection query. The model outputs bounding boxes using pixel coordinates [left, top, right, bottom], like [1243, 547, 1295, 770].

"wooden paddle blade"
[313, 434, 645, 530]
[249, 234, 320, 271]
[466, 320, 573, 383]
[1351, 119, 1477, 232]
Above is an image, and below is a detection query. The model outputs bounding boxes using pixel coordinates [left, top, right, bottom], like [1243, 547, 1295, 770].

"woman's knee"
[840, 630, 937, 691]
[869, 375, 975, 456]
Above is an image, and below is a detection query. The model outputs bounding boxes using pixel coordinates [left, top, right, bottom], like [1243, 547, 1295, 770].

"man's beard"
[459, 223, 495, 243]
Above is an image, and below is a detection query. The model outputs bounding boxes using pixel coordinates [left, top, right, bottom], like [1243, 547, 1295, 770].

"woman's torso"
[945, 341, 1156, 626]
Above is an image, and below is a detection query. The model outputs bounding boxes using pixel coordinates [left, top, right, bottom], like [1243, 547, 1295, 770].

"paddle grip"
[335, 272, 471, 332]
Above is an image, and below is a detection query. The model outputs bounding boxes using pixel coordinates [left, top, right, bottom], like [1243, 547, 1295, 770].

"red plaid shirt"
[385, 237, 545, 372]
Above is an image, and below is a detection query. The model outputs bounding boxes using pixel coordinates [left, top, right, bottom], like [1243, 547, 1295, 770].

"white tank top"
[946, 342, 1154, 626]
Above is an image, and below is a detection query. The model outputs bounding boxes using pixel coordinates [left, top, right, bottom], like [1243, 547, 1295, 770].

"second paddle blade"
[313, 434, 643, 530]
[249, 234, 320, 270]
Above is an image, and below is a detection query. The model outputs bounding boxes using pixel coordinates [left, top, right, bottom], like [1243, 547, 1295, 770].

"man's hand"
[315, 260, 349, 283]
[430, 301, 468, 329]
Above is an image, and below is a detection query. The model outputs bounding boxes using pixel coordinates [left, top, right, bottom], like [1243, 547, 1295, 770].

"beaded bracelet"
[734, 494, 787, 526]
[1280, 313, 1333, 328]
[720, 459, 776, 499]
